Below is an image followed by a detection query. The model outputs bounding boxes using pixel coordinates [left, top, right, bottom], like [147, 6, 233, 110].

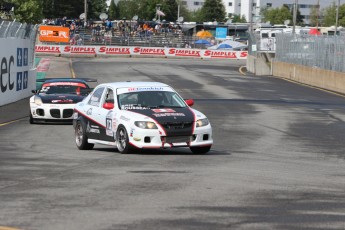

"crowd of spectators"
[41, 17, 185, 45]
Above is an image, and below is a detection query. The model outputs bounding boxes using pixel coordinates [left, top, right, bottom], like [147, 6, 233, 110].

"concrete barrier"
[246, 54, 272, 76]
[272, 61, 345, 94]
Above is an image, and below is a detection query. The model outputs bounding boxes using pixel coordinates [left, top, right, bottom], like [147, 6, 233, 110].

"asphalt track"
[1, 57, 345, 230]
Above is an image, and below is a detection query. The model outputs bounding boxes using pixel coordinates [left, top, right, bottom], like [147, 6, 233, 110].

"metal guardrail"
[275, 34, 345, 73]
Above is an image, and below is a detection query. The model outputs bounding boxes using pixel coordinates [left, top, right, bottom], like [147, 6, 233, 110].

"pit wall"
[272, 61, 345, 95]
[0, 38, 36, 106]
[246, 54, 272, 76]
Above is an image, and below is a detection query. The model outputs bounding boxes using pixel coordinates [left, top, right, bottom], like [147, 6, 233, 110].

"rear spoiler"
[36, 78, 98, 83]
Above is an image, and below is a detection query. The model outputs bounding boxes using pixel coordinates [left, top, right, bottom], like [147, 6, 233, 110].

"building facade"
[182, 0, 344, 24]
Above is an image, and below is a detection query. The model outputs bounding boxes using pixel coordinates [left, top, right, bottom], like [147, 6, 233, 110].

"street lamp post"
[292, 0, 298, 34]
[84, 0, 87, 27]
[335, 0, 340, 35]
[156, 4, 162, 22]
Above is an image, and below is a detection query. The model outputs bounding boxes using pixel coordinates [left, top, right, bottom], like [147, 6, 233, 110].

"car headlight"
[196, 118, 209, 127]
[34, 96, 43, 106]
[135, 121, 158, 129]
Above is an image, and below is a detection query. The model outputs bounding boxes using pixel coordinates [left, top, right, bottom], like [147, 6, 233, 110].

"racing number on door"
[106, 118, 113, 136]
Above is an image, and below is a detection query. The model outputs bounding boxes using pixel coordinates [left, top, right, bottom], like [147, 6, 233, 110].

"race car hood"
[128, 107, 196, 136]
[39, 94, 85, 104]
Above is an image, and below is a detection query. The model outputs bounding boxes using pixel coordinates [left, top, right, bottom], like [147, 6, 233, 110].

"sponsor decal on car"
[152, 109, 176, 113]
[86, 122, 100, 134]
[51, 99, 74, 103]
[153, 112, 185, 117]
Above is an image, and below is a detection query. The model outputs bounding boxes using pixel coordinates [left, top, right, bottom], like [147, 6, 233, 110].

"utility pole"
[84, 0, 87, 27]
[316, 0, 320, 28]
[335, 0, 340, 35]
[292, 0, 298, 34]
[249, 0, 253, 32]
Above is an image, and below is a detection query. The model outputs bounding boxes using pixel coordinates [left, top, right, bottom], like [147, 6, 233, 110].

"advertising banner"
[35, 45, 248, 60]
[39, 25, 70, 43]
[0, 38, 36, 106]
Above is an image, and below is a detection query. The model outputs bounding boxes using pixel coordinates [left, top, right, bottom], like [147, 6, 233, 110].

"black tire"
[116, 125, 131, 154]
[29, 113, 35, 124]
[190, 146, 211, 154]
[75, 121, 94, 150]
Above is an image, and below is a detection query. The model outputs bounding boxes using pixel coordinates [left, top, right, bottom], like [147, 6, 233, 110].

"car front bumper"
[30, 103, 76, 121]
[128, 124, 213, 149]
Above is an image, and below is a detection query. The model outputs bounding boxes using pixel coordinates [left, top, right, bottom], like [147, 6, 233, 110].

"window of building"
[229, 2, 233, 7]
[266, 3, 272, 7]
[194, 1, 200, 5]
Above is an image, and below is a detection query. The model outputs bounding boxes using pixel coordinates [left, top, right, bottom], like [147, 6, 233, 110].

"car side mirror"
[185, 99, 194, 107]
[103, 102, 114, 110]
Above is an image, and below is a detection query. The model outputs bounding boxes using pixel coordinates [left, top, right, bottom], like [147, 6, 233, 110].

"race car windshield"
[118, 91, 187, 110]
[41, 83, 88, 95]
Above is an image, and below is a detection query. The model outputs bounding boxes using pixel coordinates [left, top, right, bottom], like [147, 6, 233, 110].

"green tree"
[231, 14, 246, 23]
[322, 3, 345, 27]
[88, 0, 107, 20]
[10, 0, 43, 23]
[161, 0, 178, 22]
[322, 3, 336, 26]
[108, 0, 119, 20]
[176, 1, 192, 22]
[309, 5, 320, 27]
[199, 0, 226, 22]
[262, 5, 292, 25]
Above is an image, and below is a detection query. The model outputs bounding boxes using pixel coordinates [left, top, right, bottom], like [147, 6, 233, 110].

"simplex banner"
[35, 45, 248, 59]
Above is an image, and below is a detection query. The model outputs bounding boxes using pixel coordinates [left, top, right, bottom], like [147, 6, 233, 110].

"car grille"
[50, 109, 60, 118]
[161, 122, 193, 130]
[163, 136, 192, 143]
[63, 109, 74, 118]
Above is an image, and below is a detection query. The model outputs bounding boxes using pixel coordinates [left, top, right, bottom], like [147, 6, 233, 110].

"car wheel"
[75, 121, 94, 150]
[29, 113, 35, 124]
[116, 125, 131, 154]
[190, 146, 211, 154]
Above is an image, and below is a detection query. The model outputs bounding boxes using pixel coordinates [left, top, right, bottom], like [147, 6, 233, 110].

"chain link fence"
[275, 34, 345, 73]
[0, 19, 38, 68]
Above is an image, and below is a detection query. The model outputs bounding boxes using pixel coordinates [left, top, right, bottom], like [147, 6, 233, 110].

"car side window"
[88, 87, 105, 107]
[103, 88, 114, 105]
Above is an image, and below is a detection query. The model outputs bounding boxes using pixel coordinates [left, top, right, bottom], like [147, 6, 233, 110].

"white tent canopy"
[207, 40, 248, 50]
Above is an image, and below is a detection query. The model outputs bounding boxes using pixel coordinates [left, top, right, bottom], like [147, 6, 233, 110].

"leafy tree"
[199, 0, 226, 22]
[161, 0, 178, 22]
[322, 3, 336, 26]
[231, 14, 246, 23]
[309, 5, 320, 27]
[88, 0, 107, 20]
[9, 0, 43, 23]
[262, 5, 292, 25]
[322, 3, 345, 27]
[108, 0, 119, 20]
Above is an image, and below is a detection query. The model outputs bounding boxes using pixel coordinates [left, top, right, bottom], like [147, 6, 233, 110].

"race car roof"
[97, 81, 170, 89]
[37, 78, 97, 84]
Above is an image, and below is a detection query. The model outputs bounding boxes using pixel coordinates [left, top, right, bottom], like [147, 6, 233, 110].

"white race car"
[29, 78, 93, 124]
[73, 82, 213, 154]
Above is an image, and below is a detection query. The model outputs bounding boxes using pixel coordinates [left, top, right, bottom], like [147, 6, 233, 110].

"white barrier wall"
[0, 38, 36, 106]
[35, 45, 248, 59]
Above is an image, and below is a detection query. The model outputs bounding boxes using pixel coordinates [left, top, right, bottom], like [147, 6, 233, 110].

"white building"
[181, 0, 345, 24]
